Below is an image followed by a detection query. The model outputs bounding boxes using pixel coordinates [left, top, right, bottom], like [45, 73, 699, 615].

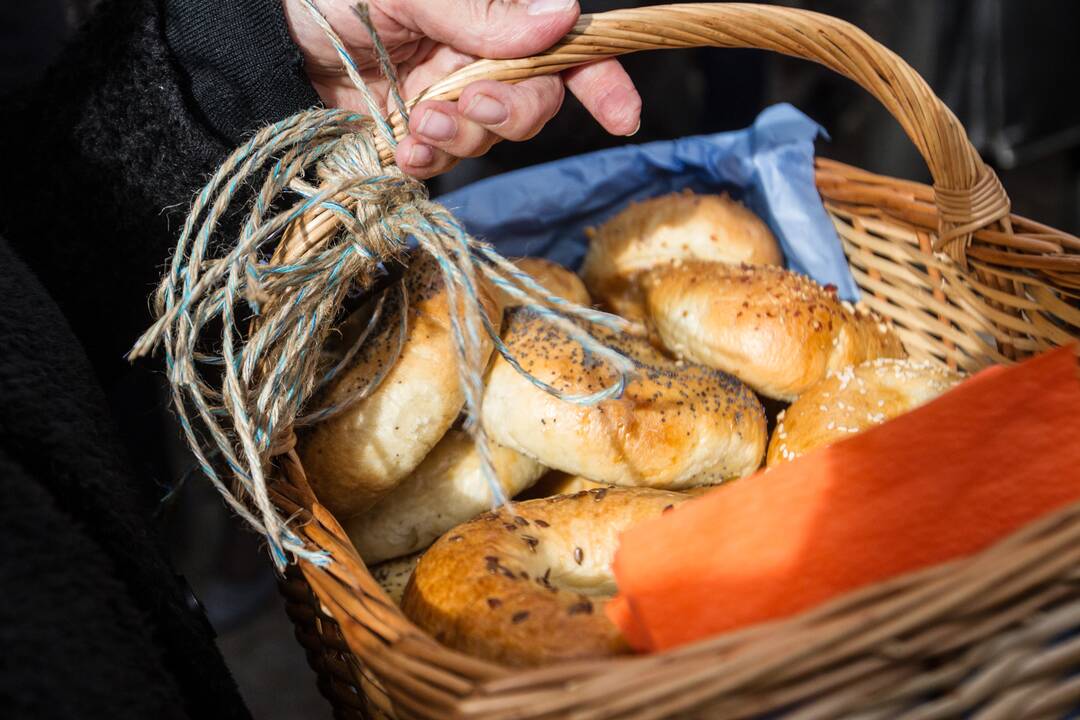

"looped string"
[351, 3, 409, 124]
[295, 280, 408, 427]
[130, 1, 632, 570]
[299, 0, 397, 149]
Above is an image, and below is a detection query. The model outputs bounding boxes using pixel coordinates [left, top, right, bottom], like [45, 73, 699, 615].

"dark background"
[5, 1, 1078, 718]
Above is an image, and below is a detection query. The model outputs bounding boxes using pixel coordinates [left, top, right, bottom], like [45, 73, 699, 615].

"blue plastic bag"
[437, 103, 859, 301]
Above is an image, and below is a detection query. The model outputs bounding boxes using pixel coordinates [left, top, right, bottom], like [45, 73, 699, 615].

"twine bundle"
[129, 1, 636, 569]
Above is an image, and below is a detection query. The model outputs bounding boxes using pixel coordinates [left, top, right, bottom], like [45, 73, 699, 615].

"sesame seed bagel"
[768, 358, 964, 465]
[500, 257, 591, 309]
[299, 253, 499, 519]
[345, 429, 547, 563]
[581, 191, 781, 321]
[481, 307, 767, 488]
[371, 552, 421, 605]
[401, 487, 689, 666]
[642, 261, 906, 401]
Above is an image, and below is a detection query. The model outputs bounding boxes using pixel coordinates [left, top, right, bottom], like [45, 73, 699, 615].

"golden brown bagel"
[481, 308, 767, 488]
[402, 487, 689, 666]
[521, 471, 719, 500]
[299, 254, 499, 518]
[371, 552, 421, 605]
[345, 429, 546, 563]
[581, 191, 781, 320]
[518, 471, 611, 500]
[767, 358, 963, 465]
[642, 262, 905, 401]
[500, 257, 591, 308]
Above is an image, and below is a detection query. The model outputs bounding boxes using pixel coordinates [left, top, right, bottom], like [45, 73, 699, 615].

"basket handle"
[390, 3, 1011, 263]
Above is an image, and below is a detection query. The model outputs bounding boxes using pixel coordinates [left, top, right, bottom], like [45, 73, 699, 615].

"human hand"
[283, 0, 641, 178]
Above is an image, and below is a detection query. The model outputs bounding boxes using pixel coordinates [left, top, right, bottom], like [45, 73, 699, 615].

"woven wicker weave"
[267, 5, 1080, 718]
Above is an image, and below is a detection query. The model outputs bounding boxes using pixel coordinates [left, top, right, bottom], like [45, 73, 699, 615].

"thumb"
[398, 0, 580, 59]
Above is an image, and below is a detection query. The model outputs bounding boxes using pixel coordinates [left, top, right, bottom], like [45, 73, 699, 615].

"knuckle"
[508, 77, 563, 140]
[448, 121, 493, 158]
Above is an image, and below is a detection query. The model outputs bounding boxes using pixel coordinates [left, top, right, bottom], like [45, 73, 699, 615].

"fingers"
[397, 75, 565, 178]
[395, 135, 459, 179]
[458, 76, 564, 141]
[407, 100, 500, 160]
[564, 59, 641, 136]
[397, 0, 580, 59]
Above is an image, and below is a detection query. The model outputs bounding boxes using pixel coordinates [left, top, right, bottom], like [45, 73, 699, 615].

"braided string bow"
[130, 1, 636, 569]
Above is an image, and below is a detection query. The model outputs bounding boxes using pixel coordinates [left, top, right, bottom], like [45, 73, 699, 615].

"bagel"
[522, 471, 719, 500]
[500, 257, 591, 308]
[768, 358, 963, 465]
[481, 308, 767, 488]
[581, 191, 781, 320]
[345, 429, 547, 563]
[642, 261, 905, 400]
[401, 487, 689, 666]
[299, 253, 499, 518]
[518, 470, 611, 500]
[371, 552, 421, 605]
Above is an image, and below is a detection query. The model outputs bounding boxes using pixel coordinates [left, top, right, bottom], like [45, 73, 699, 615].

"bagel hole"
[759, 393, 791, 441]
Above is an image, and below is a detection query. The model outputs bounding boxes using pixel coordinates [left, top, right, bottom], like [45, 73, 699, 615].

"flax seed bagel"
[345, 429, 547, 563]
[481, 307, 767, 488]
[371, 552, 421, 605]
[299, 253, 500, 519]
[581, 191, 782, 321]
[768, 358, 963, 465]
[401, 487, 689, 666]
[499, 257, 591, 308]
[642, 261, 906, 401]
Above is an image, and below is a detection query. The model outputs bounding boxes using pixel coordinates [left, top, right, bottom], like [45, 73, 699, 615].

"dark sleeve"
[164, 0, 321, 143]
[0, 234, 252, 720]
[0, 0, 319, 387]
[0, 449, 190, 720]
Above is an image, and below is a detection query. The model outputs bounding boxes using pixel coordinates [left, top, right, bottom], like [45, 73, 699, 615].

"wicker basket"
[267, 5, 1080, 718]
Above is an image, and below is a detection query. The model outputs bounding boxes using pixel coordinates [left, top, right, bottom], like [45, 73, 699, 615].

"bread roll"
[371, 553, 421, 605]
[643, 262, 905, 400]
[499, 257, 590, 308]
[522, 471, 718, 500]
[402, 487, 689, 666]
[518, 471, 611, 500]
[299, 253, 499, 518]
[482, 307, 767, 488]
[581, 191, 781, 320]
[345, 429, 546, 563]
[768, 358, 963, 465]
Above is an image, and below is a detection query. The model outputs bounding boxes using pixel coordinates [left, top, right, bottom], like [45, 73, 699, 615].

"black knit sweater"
[0, 2, 321, 718]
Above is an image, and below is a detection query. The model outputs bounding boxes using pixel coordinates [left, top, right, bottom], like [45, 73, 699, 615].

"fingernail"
[527, 0, 575, 16]
[417, 109, 456, 142]
[464, 94, 508, 125]
[600, 85, 641, 136]
[408, 144, 435, 168]
[627, 119, 641, 137]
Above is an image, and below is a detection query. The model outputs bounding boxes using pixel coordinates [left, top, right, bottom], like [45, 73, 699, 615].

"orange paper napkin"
[608, 345, 1080, 652]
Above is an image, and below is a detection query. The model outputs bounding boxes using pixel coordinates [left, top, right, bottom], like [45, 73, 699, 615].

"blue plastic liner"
[437, 103, 859, 301]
